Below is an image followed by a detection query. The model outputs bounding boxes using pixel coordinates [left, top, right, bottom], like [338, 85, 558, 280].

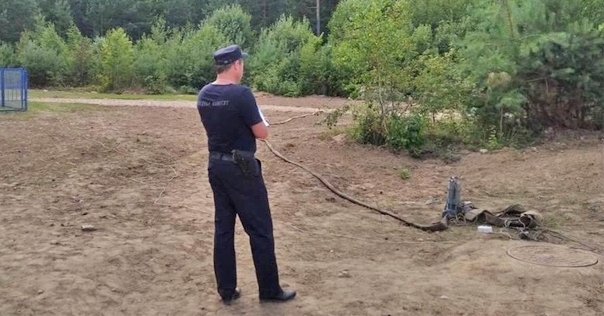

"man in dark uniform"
[196, 44, 296, 304]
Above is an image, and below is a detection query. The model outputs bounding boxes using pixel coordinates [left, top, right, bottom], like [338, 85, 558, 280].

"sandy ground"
[1, 95, 604, 316]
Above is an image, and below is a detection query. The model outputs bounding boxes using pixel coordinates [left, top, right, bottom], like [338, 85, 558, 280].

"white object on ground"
[477, 225, 493, 234]
[81, 224, 97, 231]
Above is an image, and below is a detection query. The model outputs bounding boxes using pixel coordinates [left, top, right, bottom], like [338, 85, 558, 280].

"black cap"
[213, 45, 249, 66]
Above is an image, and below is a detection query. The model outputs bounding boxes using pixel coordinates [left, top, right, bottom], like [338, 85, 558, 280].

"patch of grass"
[30, 101, 102, 113]
[398, 168, 411, 180]
[0, 101, 103, 120]
[29, 89, 197, 101]
[318, 126, 349, 141]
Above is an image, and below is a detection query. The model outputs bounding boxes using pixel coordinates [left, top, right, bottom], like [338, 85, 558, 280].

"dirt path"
[1, 97, 603, 315]
[30, 97, 334, 113]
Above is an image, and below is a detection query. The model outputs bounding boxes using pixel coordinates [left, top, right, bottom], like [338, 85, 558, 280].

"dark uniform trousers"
[207, 153, 281, 299]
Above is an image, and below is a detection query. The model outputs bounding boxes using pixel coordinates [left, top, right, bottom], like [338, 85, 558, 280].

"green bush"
[132, 6, 254, 93]
[65, 24, 94, 86]
[133, 19, 169, 93]
[255, 56, 303, 97]
[134, 38, 168, 94]
[249, 15, 328, 96]
[16, 18, 71, 87]
[455, 0, 604, 135]
[386, 113, 428, 157]
[204, 4, 254, 49]
[299, 41, 345, 96]
[0, 0, 39, 43]
[97, 27, 135, 92]
[0, 0, 601, 154]
[17, 43, 65, 87]
[349, 104, 388, 147]
[163, 23, 228, 92]
[330, 0, 419, 98]
[328, 0, 435, 156]
[325, 0, 604, 158]
[0, 42, 16, 66]
[347, 103, 428, 157]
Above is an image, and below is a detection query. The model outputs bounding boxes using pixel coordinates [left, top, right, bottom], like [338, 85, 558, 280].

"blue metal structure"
[0, 67, 28, 112]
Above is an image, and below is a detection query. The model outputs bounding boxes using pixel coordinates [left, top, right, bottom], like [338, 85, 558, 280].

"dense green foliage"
[248, 15, 342, 97]
[0, 0, 603, 155]
[0, 0, 340, 43]
[326, 0, 604, 155]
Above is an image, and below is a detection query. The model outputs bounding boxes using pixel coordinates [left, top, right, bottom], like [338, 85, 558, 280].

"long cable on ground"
[505, 244, 599, 267]
[271, 111, 324, 125]
[542, 229, 603, 254]
[261, 139, 447, 232]
[260, 111, 603, 246]
[285, 222, 459, 244]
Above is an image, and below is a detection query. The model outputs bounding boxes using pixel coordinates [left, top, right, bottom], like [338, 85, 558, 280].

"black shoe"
[260, 289, 296, 302]
[221, 288, 241, 303]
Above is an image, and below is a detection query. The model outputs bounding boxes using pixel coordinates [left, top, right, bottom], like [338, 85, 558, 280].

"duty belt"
[209, 152, 235, 162]
[209, 150, 255, 162]
[210, 150, 256, 178]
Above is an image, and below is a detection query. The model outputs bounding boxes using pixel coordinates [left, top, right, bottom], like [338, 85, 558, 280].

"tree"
[132, 18, 170, 93]
[97, 27, 135, 92]
[456, 0, 604, 134]
[66, 23, 94, 86]
[0, 43, 16, 67]
[0, 0, 40, 43]
[37, 0, 75, 37]
[204, 4, 254, 49]
[162, 23, 228, 92]
[249, 15, 323, 96]
[16, 16, 71, 87]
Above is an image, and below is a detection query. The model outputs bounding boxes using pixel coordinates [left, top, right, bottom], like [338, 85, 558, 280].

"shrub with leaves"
[330, 0, 416, 101]
[412, 50, 477, 123]
[386, 113, 428, 157]
[326, 0, 604, 157]
[97, 27, 135, 92]
[455, 0, 604, 137]
[0, 0, 39, 43]
[133, 19, 170, 93]
[249, 15, 327, 97]
[299, 41, 344, 96]
[65, 24, 94, 86]
[0, 42, 16, 66]
[204, 4, 254, 49]
[16, 17, 71, 87]
[328, 0, 429, 153]
[163, 23, 228, 92]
